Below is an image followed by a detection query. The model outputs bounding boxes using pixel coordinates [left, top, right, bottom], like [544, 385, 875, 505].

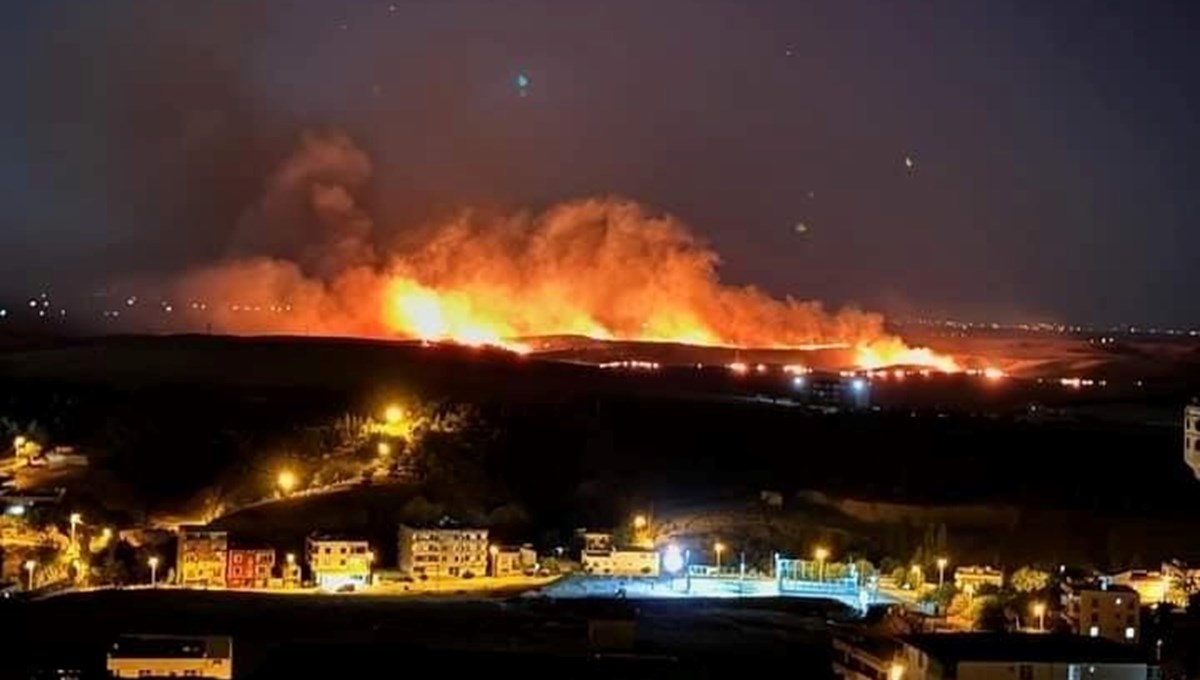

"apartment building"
[397, 523, 488, 579]
[176, 526, 228, 587]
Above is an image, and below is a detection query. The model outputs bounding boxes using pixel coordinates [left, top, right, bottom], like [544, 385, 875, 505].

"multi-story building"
[107, 635, 233, 680]
[492, 544, 538, 577]
[306, 536, 372, 591]
[832, 633, 902, 680]
[176, 526, 228, 587]
[1185, 403, 1200, 479]
[891, 633, 1148, 680]
[1110, 569, 1169, 607]
[582, 548, 660, 577]
[952, 566, 1003, 594]
[226, 548, 275, 589]
[397, 523, 488, 579]
[1063, 581, 1140, 644]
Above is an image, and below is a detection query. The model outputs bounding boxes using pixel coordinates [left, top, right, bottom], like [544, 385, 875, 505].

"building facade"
[397, 524, 488, 578]
[493, 545, 538, 577]
[832, 633, 902, 680]
[306, 536, 372, 591]
[895, 633, 1148, 680]
[1185, 404, 1200, 479]
[1063, 582, 1140, 644]
[226, 548, 275, 589]
[581, 549, 660, 577]
[107, 635, 232, 680]
[176, 526, 228, 588]
[953, 566, 1004, 594]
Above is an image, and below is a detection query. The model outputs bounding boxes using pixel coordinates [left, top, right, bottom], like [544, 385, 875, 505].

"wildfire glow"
[174, 130, 962, 372]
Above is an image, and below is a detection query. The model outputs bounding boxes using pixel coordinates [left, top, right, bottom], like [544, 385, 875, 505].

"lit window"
[1088, 625, 1099, 637]
[1125, 626, 1136, 640]
[1115, 597, 1122, 605]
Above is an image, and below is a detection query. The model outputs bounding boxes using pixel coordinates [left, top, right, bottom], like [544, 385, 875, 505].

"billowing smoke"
[174, 131, 949, 367]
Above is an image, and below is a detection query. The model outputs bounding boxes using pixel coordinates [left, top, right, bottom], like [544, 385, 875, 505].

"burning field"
[172, 131, 959, 372]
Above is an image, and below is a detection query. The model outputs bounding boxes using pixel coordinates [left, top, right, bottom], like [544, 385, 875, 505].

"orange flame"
[174, 131, 961, 372]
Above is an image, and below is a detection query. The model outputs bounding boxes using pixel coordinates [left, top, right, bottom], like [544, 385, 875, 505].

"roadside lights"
[286, 553, 296, 566]
[633, 514, 647, 530]
[936, 557, 948, 588]
[814, 546, 830, 582]
[888, 663, 905, 680]
[377, 442, 391, 456]
[384, 405, 403, 425]
[277, 469, 297, 494]
[148, 556, 160, 586]
[714, 541, 726, 570]
[23, 560, 36, 590]
[662, 544, 685, 574]
[1032, 602, 1047, 631]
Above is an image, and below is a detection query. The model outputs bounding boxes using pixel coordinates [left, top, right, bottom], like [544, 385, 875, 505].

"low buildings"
[580, 531, 613, 553]
[176, 526, 228, 588]
[953, 566, 1003, 594]
[306, 536, 372, 591]
[227, 548, 275, 589]
[107, 635, 233, 680]
[893, 633, 1149, 680]
[1110, 569, 1169, 607]
[1184, 402, 1200, 479]
[1062, 581, 1140, 644]
[397, 523, 488, 579]
[832, 632, 903, 680]
[581, 548, 660, 577]
[492, 544, 538, 577]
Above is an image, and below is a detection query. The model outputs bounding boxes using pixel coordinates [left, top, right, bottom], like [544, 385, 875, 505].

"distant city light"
[277, 469, 297, 494]
[662, 544, 684, 574]
[851, 378, 866, 392]
[5, 504, 25, 517]
[792, 376, 806, 389]
[384, 405, 404, 425]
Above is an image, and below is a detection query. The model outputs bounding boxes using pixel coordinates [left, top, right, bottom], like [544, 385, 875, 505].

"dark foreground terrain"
[3, 589, 841, 678]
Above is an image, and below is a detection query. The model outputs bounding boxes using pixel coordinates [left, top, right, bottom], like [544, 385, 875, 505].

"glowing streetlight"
[276, 469, 297, 495]
[148, 556, 159, 586]
[714, 541, 726, 571]
[101, 527, 113, 541]
[662, 544, 685, 574]
[13, 435, 26, 454]
[936, 557, 948, 588]
[814, 546, 830, 582]
[384, 405, 404, 425]
[1032, 601, 1047, 631]
[888, 663, 906, 680]
[377, 442, 392, 456]
[69, 512, 82, 548]
[286, 552, 296, 566]
[633, 514, 647, 530]
[23, 559, 36, 590]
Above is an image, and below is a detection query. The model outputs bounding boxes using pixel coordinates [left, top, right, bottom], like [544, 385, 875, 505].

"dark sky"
[2, 0, 1198, 325]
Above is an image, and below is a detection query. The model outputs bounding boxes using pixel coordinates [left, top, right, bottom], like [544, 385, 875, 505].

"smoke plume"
[174, 131, 949, 367]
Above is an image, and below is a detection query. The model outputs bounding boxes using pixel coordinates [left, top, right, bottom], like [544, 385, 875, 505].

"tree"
[1011, 566, 1051, 593]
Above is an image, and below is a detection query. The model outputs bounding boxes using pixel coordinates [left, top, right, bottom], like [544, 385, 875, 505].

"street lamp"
[101, 527, 113, 541]
[489, 544, 500, 577]
[888, 662, 906, 680]
[377, 442, 391, 456]
[633, 514, 647, 530]
[384, 405, 404, 425]
[148, 556, 159, 587]
[936, 557, 948, 588]
[23, 559, 36, 590]
[276, 469, 297, 495]
[69, 512, 82, 548]
[1032, 601, 1046, 631]
[713, 541, 726, 572]
[286, 552, 296, 566]
[814, 546, 830, 582]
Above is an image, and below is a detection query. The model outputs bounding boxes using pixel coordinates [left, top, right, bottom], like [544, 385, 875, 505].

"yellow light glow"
[633, 514, 647, 530]
[70, 512, 82, 525]
[814, 546, 830, 562]
[148, 556, 159, 568]
[936, 557, 948, 570]
[277, 469, 297, 493]
[286, 552, 296, 566]
[1032, 602, 1046, 617]
[888, 663, 906, 680]
[489, 544, 499, 556]
[13, 435, 26, 450]
[377, 442, 392, 456]
[384, 405, 404, 425]
[713, 541, 725, 554]
[24, 559, 36, 571]
[102, 527, 113, 540]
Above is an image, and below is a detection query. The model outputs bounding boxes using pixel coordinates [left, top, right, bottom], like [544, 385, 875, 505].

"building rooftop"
[901, 634, 1147, 664]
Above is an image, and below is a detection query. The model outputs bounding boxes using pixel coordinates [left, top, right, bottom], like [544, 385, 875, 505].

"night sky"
[2, 1, 1197, 326]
